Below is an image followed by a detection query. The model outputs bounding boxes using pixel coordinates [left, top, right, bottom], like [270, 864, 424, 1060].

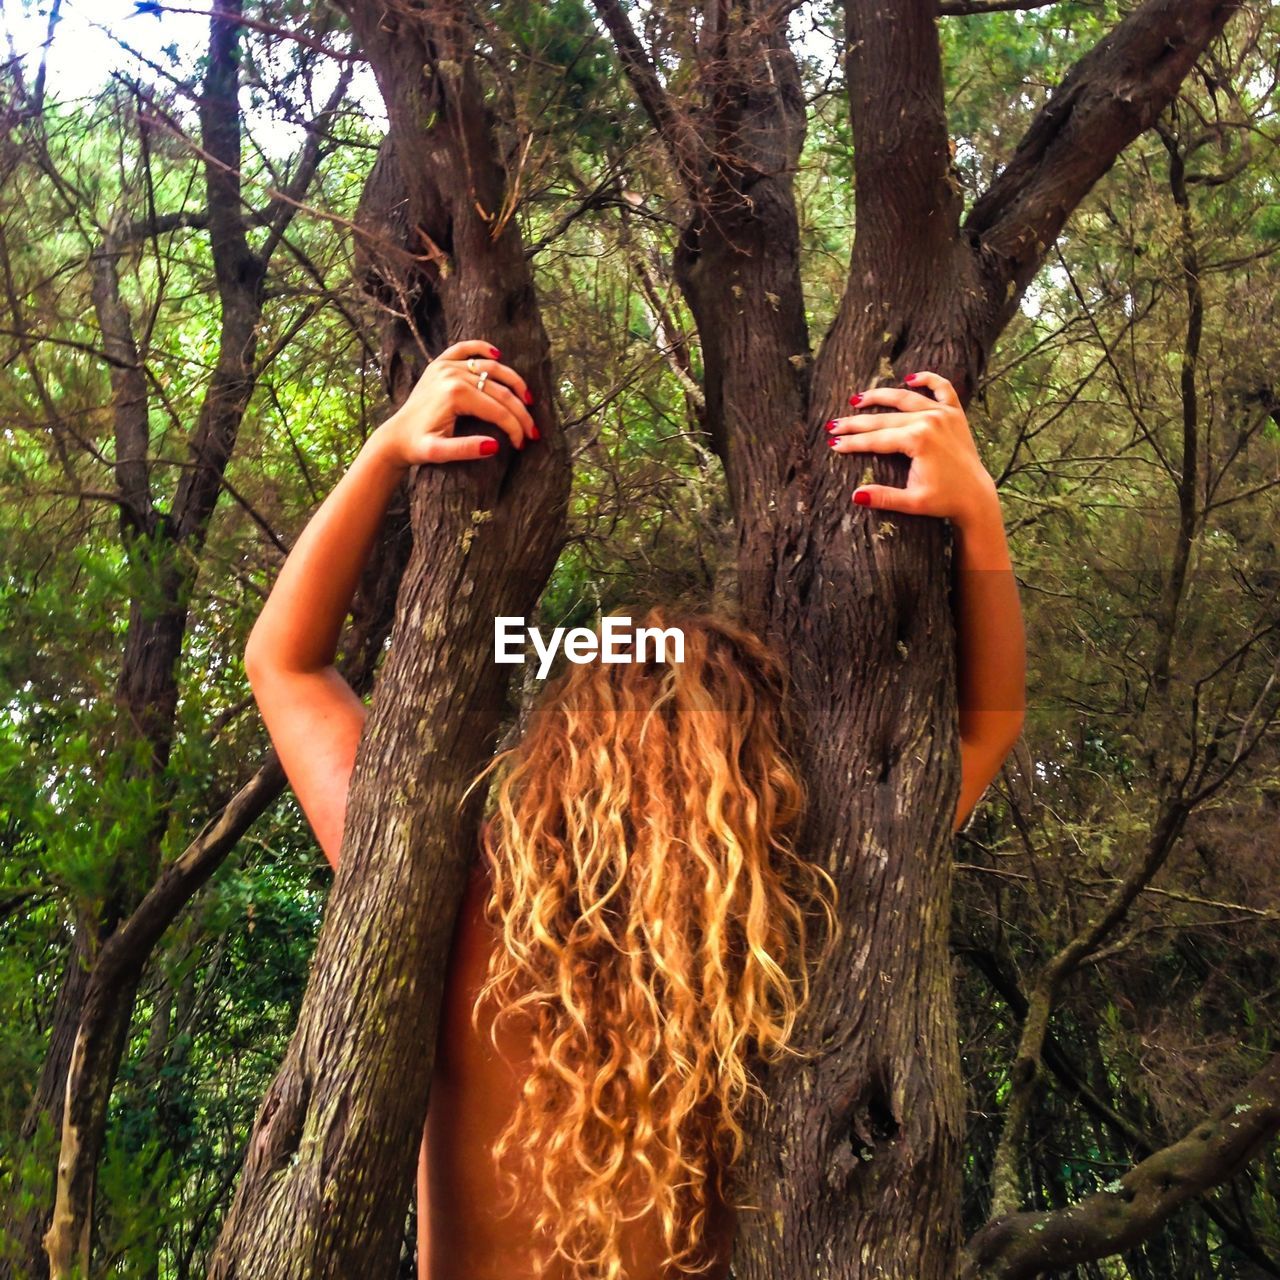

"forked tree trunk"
[209, 1, 1246, 1278]
[644, 7, 967, 1268]
[608, 2, 1240, 1274]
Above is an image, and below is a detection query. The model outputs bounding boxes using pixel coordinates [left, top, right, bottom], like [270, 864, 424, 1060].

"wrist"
[952, 471, 1001, 535]
[952, 477, 1011, 569]
[365, 418, 410, 476]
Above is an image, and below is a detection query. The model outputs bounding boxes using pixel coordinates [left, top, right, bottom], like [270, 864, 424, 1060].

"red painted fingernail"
[528, 423, 540, 441]
[853, 490, 871, 506]
[479, 438, 499, 456]
[905, 372, 918, 384]
[826, 419, 839, 432]
[848, 393, 863, 406]
[828, 437, 840, 448]
[489, 347, 501, 358]
[522, 389, 534, 406]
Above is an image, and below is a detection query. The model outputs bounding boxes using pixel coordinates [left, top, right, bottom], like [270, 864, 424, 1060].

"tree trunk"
[598, 0, 1242, 1274]
[206, 6, 571, 1275]
[0, 932, 90, 1280]
[639, 5, 968, 1268]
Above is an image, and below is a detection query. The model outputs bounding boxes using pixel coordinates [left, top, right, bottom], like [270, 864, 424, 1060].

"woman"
[243, 340, 1025, 1280]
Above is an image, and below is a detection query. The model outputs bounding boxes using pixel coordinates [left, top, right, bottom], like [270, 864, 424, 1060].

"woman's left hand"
[826, 371, 997, 528]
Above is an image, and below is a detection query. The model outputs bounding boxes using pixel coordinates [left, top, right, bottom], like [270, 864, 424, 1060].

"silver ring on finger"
[476, 370, 489, 393]
[465, 357, 480, 374]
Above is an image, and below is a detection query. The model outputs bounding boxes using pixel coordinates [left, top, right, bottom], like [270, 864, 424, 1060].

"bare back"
[418, 858, 737, 1280]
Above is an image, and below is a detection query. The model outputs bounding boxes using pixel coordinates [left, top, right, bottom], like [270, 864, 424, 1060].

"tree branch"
[39, 479, 410, 1280]
[75, 759, 287, 1003]
[939, 0, 1060, 15]
[965, 0, 1241, 347]
[811, 0, 973, 416]
[987, 797, 1190, 1216]
[589, 0, 706, 193]
[116, 209, 210, 245]
[258, 64, 354, 261]
[845, 0, 962, 258]
[88, 218, 155, 537]
[961, 944, 1280, 1276]
[963, 1052, 1280, 1279]
[171, 0, 266, 545]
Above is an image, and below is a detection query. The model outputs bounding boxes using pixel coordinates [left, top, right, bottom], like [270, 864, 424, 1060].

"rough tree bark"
[206, 4, 571, 1276]
[208, 1, 1259, 1278]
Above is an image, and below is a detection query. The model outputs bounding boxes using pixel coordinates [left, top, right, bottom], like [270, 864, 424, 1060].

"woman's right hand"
[377, 339, 538, 467]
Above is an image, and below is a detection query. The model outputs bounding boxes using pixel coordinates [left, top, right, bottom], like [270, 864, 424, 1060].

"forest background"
[0, 0, 1278, 1278]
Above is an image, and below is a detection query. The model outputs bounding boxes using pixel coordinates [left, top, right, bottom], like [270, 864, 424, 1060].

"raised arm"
[826, 370, 1026, 831]
[243, 340, 537, 868]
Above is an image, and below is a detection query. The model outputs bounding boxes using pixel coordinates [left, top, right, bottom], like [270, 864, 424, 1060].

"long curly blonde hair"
[468, 606, 839, 1279]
